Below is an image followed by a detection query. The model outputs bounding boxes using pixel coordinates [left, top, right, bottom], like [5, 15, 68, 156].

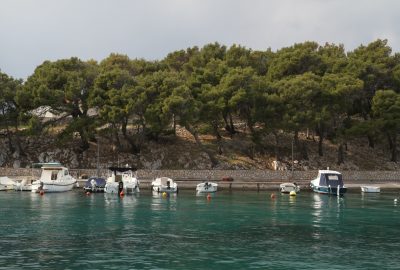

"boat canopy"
[108, 167, 136, 173]
[317, 171, 344, 187]
[85, 177, 106, 187]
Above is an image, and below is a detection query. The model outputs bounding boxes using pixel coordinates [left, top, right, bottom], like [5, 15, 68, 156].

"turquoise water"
[1, 190, 400, 270]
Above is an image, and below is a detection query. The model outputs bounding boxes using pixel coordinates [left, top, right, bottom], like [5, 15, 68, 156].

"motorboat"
[152, 177, 178, 193]
[31, 162, 77, 193]
[83, 177, 106, 193]
[310, 169, 347, 196]
[279, 182, 300, 194]
[104, 167, 140, 194]
[0, 176, 16, 191]
[14, 179, 33, 191]
[196, 181, 218, 193]
[361, 186, 380, 193]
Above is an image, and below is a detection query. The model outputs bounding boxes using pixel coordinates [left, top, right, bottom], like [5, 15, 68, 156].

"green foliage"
[3, 39, 400, 163]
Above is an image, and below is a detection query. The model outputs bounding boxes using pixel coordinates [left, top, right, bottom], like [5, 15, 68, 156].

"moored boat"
[196, 181, 218, 193]
[152, 177, 178, 193]
[104, 167, 140, 194]
[31, 163, 77, 193]
[279, 182, 300, 194]
[83, 177, 106, 193]
[310, 169, 347, 196]
[361, 186, 380, 193]
[14, 179, 33, 191]
[0, 176, 16, 191]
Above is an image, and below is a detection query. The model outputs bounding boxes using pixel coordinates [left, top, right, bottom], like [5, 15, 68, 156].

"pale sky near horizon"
[1, 0, 399, 80]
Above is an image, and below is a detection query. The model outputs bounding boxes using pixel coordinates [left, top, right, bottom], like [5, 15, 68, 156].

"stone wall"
[1, 167, 399, 183]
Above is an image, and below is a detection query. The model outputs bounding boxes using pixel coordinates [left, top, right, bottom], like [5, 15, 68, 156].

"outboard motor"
[118, 181, 124, 193]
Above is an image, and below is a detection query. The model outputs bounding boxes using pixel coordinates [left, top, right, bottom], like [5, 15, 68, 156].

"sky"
[1, 0, 399, 80]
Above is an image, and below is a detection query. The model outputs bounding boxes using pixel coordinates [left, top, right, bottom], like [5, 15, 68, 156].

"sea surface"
[0, 189, 399, 270]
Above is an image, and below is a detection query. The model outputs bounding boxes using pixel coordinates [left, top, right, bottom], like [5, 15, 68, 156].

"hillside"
[0, 125, 398, 171]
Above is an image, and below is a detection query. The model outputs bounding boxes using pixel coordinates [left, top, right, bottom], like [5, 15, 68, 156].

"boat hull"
[31, 181, 76, 193]
[152, 185, 178, 193]
[361, 186, 380, 193]
[104, 182, 139, 194]
[311, 185, 347, 196]
[280, 183, 300, 194]
[196, 183, 218, 193]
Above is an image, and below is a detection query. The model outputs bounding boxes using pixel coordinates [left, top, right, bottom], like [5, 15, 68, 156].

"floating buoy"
[207, 194, 211, 201]
[270, 193, 276, 199]
[39, 190, 44, 196]
[290, 191, 297, 196]
[162, 192, 167, 197]
[119, 191, 125, 197]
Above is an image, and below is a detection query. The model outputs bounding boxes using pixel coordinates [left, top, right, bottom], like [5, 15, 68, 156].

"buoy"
[290, 191, 297, 196]
[86, 191, 91, 196]
[119, 191, 125, 197]
[270, 193, 276, 199]
[162, 192, 167, 197]
[207, 194, 211, 201]
[39, 190, 44, 196]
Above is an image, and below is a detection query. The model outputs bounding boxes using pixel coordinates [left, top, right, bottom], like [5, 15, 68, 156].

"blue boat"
[83, 177, 106, 193]
[310, 170, 347, 196]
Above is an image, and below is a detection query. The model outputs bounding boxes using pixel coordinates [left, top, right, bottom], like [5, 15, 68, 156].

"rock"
[13, 160, 21, 168]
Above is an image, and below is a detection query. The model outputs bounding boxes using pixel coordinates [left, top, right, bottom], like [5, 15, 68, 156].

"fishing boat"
[151, 177, 178, 193]
[196, 181, 218, 193]
[279, 182, 300, 194]
[310, 169, 347, 196]
[0, 176, 16, 191]
[31, 163, 77, 193]
[104, 167, 140, 194]
[83, 177, 106, 193]
[361, 186, 380, 193]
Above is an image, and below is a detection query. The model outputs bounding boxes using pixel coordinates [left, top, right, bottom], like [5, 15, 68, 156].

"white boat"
[104, 167, 140, 194]
[310, 169, 347, 196]
[0, 176, 16, 191]
[152, 177, 178, 193]
[196, 181, 218, 193]
[31, 163, 77, 193]
[361, 186, 380, 193]
[14, 179, 33, 191]
[279, 182, 300, 194]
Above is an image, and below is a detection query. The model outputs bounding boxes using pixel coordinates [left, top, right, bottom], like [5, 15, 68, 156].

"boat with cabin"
[104, 167, 140, 194]
[310, 169, 347, 196]
[152, 177, 178, 193]
[31, 163, 77, 193]
[196, 181, 218, 193]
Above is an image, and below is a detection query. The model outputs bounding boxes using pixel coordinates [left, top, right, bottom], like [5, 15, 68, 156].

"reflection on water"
[1, 191, 400, 270]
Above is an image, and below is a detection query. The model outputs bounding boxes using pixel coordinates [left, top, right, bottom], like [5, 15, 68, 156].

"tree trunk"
[5, 125, 15, 153]
[229, 112, 236, 136]
[337, 143, 345, 165]
[272, 131, 280, 160]
[318, 135, 324, 157]
[367, 135, 375, 148]
[301, 141, 308, 160]
[388, 133, 397, 162]
[185, 124, 219, 167]
[121, 118, 140, 154]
